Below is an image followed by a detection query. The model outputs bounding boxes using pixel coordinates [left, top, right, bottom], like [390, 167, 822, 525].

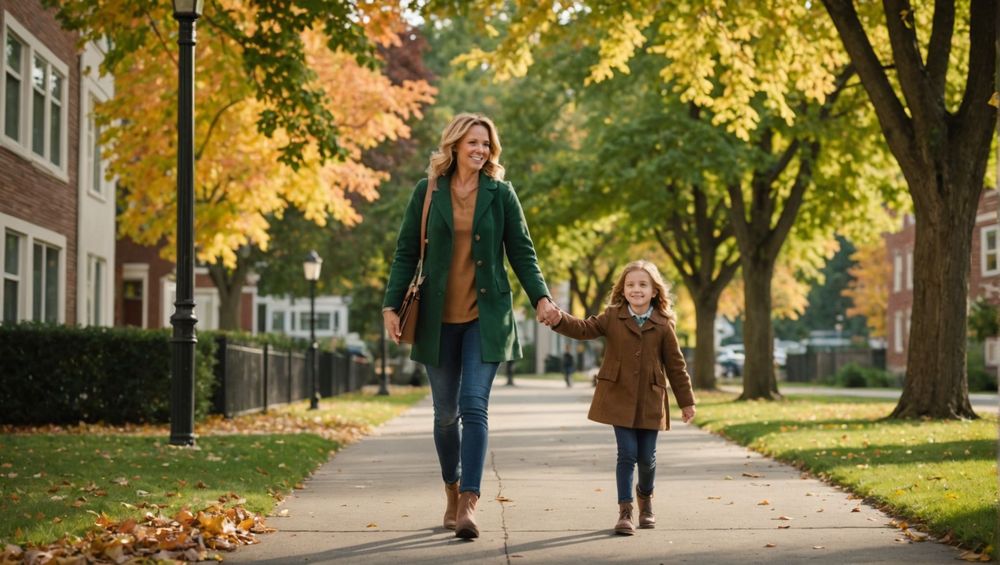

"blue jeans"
[613, 426, 658, 503]
[425, 320, 499, 496]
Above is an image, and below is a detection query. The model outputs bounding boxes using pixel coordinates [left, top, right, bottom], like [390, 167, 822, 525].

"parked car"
[716, 344, 745, 377]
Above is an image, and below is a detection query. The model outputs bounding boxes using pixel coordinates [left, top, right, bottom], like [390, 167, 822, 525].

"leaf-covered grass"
[0, 387, 429, 546]
[688, 391, 998, 553]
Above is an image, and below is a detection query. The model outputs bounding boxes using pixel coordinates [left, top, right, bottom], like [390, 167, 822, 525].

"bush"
[966, 341, 999, 392]
[516, 343, 535, 374]
[830, 362, 896, 388]
[0, 323, 216, 425]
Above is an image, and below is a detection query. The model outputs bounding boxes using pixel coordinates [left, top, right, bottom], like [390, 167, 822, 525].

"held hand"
[680, 405, 696, 424]
[383, 310, 402, 345]
[535, 297, 561, 326]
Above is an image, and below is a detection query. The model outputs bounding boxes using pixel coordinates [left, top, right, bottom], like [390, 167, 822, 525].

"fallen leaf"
[277, 509, 289, 517]
[774, 516, 792, 521]
[742, 472, 763, 478]
[813, 545, 825, 550]
[707, 496, 721, 500]
[764, 543, 777, 548]
[366, 522, 378, 528]
[757, 500, 770, 506]
[495, 495, 513, 502]
[777, 524, 791, 529]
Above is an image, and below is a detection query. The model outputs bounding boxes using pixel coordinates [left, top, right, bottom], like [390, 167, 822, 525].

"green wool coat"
[383, 172, 551, 368]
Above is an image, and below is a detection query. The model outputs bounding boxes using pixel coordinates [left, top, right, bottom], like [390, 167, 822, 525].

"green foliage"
[0, 324, 216, 425]
[967, 298, 1000, 342]
[823, 362, 896, 388]
[966, 341, 999, 393]
[45, 0, 380, 169]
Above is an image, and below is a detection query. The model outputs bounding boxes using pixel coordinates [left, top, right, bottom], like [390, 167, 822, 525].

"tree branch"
[925, 0, 955, 101]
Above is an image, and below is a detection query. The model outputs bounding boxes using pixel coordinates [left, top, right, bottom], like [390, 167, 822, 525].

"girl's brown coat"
[553, 305, 695, 430]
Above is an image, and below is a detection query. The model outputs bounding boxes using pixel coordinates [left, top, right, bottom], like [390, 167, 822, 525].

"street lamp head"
[172, 0, 204, 18]
[303, 250, 323, 282]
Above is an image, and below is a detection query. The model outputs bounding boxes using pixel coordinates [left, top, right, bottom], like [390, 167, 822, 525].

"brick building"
[885, 189, 1000, 373]
[0, 0, 114, 327]
[114, 237, 257, 331]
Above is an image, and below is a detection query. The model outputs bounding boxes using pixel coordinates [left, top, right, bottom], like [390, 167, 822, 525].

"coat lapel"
[618, 306, 643, 336]
[432, 174, 453, 233]
[472, 171, 496, 232]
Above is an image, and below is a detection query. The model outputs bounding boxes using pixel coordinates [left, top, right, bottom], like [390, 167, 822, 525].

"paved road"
[229, 379, 966, 564]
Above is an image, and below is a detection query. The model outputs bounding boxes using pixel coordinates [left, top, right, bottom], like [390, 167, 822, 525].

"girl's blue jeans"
[424, 320, 499, 497]
[613, 426, 658, 503]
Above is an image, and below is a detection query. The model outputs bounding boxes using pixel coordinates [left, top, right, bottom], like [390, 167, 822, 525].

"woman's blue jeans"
[425, 320, 499, 496]
[613, 426, 658, 503]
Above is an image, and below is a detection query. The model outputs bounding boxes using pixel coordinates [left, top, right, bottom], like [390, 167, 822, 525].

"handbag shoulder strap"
[417, 174, 436, 263]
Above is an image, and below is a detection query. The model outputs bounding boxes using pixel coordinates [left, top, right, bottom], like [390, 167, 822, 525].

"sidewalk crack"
[491, 450, 511, 565]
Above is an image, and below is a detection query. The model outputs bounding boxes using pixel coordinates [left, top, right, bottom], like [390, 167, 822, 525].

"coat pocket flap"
[597, 360, 620, 382]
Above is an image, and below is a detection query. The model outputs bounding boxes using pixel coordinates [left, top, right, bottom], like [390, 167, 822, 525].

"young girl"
[547, 260, 696, 535]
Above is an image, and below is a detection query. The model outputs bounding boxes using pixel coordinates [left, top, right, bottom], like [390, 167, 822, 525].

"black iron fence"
[213, 336, 373, 418]
[785, 349, 886, 382]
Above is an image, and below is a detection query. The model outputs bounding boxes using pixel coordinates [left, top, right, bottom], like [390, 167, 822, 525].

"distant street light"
[303, 250, 322, 410]
[169, 0, 204, 447]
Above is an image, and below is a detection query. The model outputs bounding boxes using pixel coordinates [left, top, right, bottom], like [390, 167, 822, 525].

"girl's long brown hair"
[607, 260, 675, 322]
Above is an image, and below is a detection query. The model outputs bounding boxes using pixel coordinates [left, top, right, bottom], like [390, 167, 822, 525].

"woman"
[383, 113, 561, 539]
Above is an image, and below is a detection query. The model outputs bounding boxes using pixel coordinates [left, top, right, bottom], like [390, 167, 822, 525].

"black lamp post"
[169, 0, 203, 447]
[303, 250, 322, 410]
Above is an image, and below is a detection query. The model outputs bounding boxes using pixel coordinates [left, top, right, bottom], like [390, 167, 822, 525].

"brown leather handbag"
[397, 176, 435, 345]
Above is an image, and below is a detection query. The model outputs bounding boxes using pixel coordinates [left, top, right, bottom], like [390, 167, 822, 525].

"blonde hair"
[427, 113, 505, 180]
[608, 260, 675, 321]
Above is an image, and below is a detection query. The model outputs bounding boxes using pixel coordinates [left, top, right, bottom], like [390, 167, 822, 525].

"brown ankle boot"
[614, 502, 635, 535]
[636, 489, 655, 529]
[443, 481, 459, 530]
[455, 491, 480, 539]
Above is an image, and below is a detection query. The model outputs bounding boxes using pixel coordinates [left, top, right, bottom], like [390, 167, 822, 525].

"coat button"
[480, 288, 487, 294]
[475, 234, 481, 241]
[425, 238, 429, 244]
[476, 260, 483, 266]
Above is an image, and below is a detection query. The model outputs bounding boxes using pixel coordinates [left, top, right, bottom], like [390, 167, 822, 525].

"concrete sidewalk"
[229, 379, 964, 564]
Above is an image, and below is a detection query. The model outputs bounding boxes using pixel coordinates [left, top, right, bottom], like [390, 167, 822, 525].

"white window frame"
[893, 310, 903, 353]
[161, 279, 219, 330]
[85, 254, 106, 326]
[82, 91, 106, 200]
[2, 230, 22, 323]
[0, 13, 69, 181]
[981, 225, 1000, 277]
[121, 263, 149, 328]
[0, 212, 65, 323]
[905, 250, 913, 290]
[986, 337, 1000, 367]
[892, 253, 903, 293]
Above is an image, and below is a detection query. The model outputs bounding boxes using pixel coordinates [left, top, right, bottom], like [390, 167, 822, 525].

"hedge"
[0, 323, 216, 425]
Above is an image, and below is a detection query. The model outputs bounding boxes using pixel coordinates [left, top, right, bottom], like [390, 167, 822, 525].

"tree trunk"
[739, 257, 778, 400]
[692, 292, 720, 389]
[891, 187, 978, 419]
[208, 260, 250, 331]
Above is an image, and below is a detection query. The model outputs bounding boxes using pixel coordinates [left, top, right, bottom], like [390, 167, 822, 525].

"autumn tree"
[842, 240, 891, 339]
[54, 1, 434, 329]
[432, 3, 904, 397]
[819, 1, 995, 418]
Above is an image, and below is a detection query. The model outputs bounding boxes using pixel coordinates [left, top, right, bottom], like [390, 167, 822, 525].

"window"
[271, 310, 285, 332]
[893, 311, 903, 353]
[85, 255, 105, 326]
[333, 310, 340, 333]
[1, 14, 68, 176]
[315, 312, 331, 331]
[893, 253, 904, 292]
[982, 226, 999, 276]
[3, 231, 21, 322]
[32, 242, 58, 323]
[905, 250, 913, 289]
[85, 94, 103, 195]
[4, 33, 22, 142]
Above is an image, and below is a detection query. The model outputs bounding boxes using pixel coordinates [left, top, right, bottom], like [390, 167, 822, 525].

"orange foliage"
[842, 241, 889, 337]
[104, 0, 435, 267]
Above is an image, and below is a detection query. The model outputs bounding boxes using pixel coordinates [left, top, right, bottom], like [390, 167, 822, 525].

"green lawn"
[0, 387, 428, 546]
[688, 391, 998, 554]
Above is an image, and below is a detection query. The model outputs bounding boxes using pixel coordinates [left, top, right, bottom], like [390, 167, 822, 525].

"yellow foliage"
[106, 0, 435, 268]
[842, 241, 890, 338]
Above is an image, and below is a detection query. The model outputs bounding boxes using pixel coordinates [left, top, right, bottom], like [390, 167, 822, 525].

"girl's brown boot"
[636, 488, 655, 529]
[443, 481, 459, 530]
[614, 502, 636, 535]
[455, 492, 480, 539]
